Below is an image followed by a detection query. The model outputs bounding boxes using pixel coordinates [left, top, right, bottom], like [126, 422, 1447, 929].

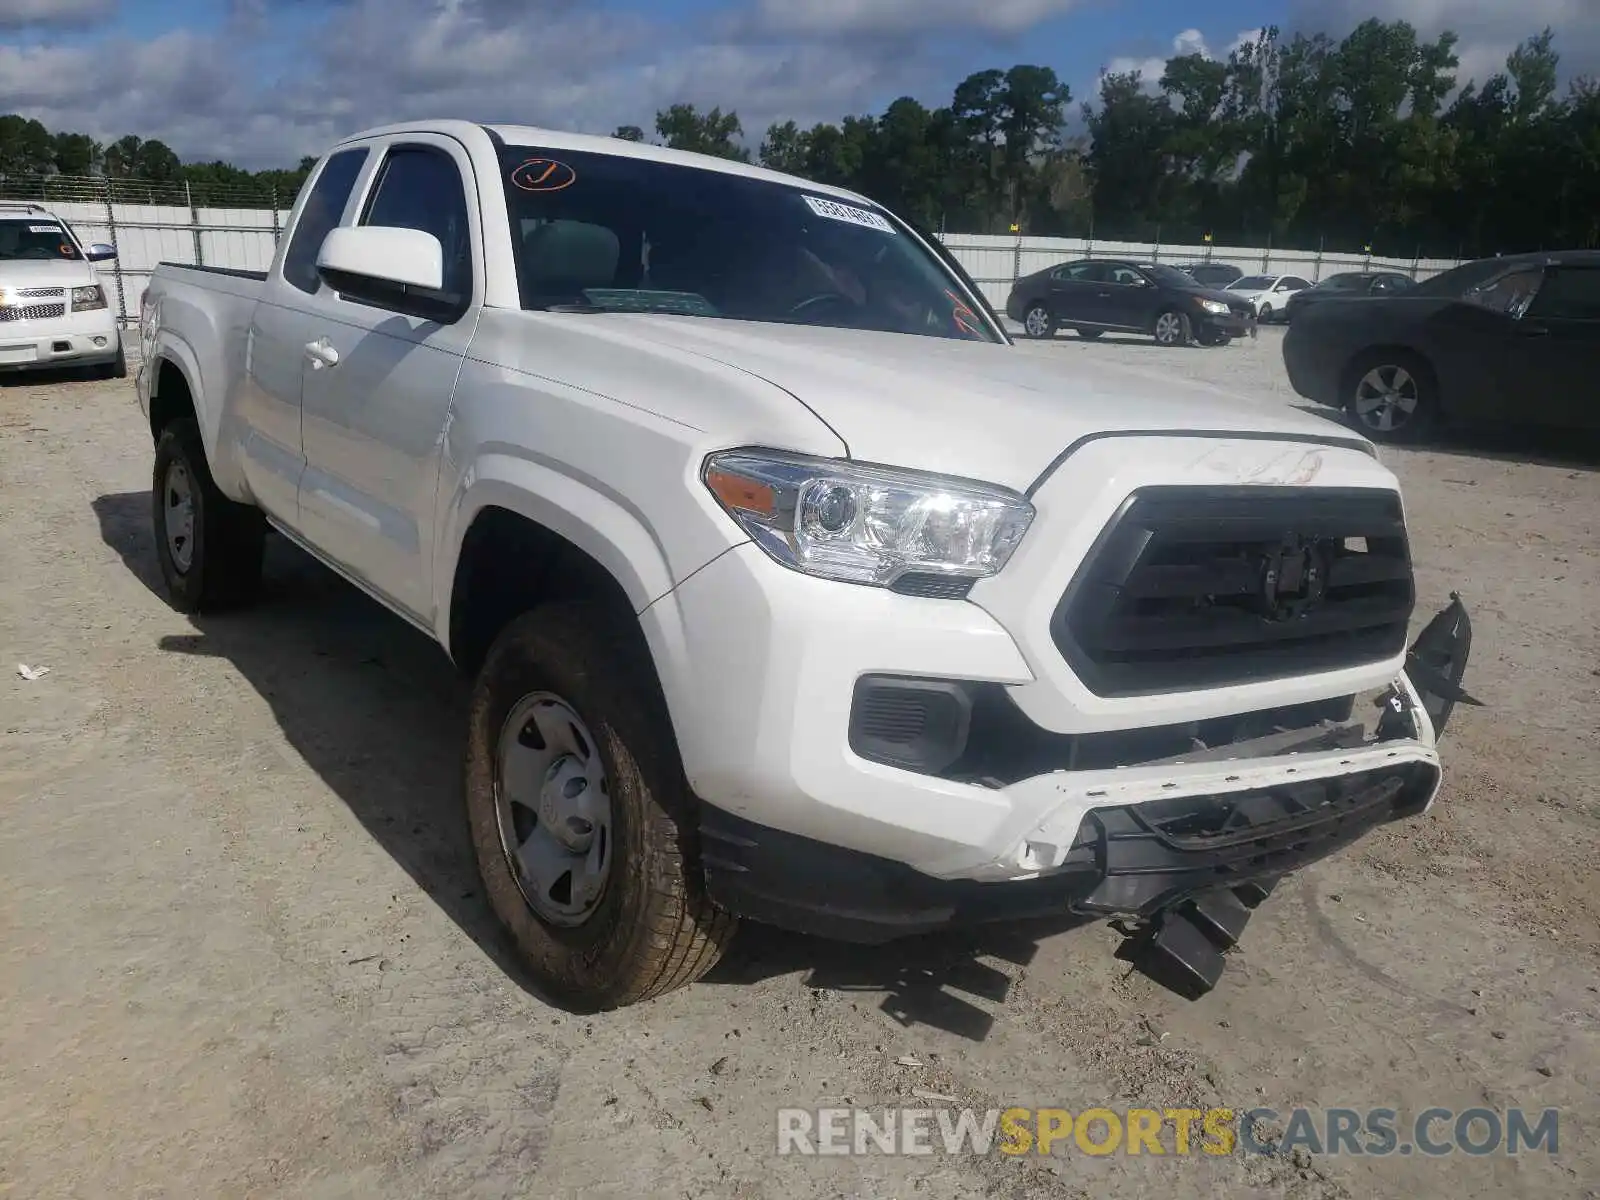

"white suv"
[0, 202, 126, 379]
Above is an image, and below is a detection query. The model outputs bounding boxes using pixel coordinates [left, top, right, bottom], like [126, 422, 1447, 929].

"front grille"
[0, 303, 67, 322]
[16, 287, 64, 300]
[1053, 486, 1414, 696]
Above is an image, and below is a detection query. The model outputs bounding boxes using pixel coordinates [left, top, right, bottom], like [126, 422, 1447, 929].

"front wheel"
[1022, 304, 1056, 339]
[464, 604, 737, 1010]
[93, 338, 128, 380]
[1258, 303, 1275, 324]
[1153, 309, 1192, 347]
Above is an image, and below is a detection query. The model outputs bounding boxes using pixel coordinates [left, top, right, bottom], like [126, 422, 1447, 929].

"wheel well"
[447, 506, 643, 677]
[148, 358, 197, 441]
[1340, 345, 1437, 404]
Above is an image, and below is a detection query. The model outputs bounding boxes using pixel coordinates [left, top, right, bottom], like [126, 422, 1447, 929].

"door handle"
[1515, 323, 1550, 338]
[304, 337, 340, 369]
[1096, 291, 1111, 298]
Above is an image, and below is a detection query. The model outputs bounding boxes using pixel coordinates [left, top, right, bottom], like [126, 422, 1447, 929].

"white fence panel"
[51, 195, 1467, 326]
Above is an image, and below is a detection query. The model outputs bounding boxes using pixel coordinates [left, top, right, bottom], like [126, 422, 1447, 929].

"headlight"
[702, 449, 1034, 588]
[1198, 299, 1229, 314]
[71, 285, 107, 311]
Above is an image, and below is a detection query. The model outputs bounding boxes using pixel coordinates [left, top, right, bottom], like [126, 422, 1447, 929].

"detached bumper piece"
[697, 759, 1438, 999]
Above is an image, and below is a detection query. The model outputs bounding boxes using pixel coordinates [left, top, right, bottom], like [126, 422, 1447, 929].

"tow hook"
[1116, 878, 1280, 1000]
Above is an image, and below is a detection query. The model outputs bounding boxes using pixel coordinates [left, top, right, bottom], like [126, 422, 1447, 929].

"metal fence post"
[102, 179, 127, 327]
[1314, 235, 1324, 281]
[187, 180, 204, 267]
[1012, 225, 1022, 290]
[270, 186, 281, 245]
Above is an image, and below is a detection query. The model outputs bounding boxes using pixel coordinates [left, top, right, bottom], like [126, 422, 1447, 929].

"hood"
[592, 315, 1370, 492]
[1185, 283, 1249, 306]
[0, 258, 95, 288]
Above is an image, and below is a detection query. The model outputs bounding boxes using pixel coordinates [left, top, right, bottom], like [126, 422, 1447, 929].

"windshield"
[0, 217, 81, 262]
[497, 146, 999, 343]
[1230, 275, 1275, 290]
[1411, 257, 1521, 298]
[1142, 264, 1197, 288]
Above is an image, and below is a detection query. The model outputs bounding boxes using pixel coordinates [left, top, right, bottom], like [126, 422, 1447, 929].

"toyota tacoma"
[135, 121, 1474, 1009]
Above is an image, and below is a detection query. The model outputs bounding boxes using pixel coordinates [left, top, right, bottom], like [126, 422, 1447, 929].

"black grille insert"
[1054, 486, 1414, 696]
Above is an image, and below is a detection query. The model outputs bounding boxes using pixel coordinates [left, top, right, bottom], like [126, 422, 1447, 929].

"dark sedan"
[1284, 270, 1415, 321]
[1175, 261, 1244, 288]
[1006, 258, 1257, 347]
[1282, 250, 1600, 441]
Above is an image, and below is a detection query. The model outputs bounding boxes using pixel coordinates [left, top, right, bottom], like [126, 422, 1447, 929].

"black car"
[1284, 270, 1414, 322]
[1175, 261, 1244, 288]
[1006, 258, 1258, 347]
[1282, 250, 1600, 442]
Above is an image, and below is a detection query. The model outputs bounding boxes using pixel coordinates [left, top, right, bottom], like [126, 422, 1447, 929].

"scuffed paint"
[1187, 441, 1326, 485]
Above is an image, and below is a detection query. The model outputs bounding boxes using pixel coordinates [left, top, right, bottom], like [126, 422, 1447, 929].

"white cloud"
[0, 0, 932, 167]
[0, 0, 115, 29]
[1285, 0, 1600, 85]
[745, 0, 1085, 37]
[1099, 27, 1263, 90]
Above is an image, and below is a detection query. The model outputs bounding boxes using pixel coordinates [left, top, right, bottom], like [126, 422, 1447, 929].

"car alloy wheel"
[1154, 311, 1185, 346]
[1352, 364, 1421, 434]
[1024, 305, 1053, 338]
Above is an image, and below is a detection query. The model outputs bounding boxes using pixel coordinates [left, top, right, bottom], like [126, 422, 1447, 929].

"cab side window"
[360, 146, 474, 300]
[282, 147, 369, 294]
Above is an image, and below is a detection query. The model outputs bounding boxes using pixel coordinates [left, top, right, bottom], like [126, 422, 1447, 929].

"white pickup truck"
[137, 121, 1475, 1009]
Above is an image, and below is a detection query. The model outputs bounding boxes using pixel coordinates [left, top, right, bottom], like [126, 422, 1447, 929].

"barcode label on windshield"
[28, 225, 60, 234]
[802, 195, 895, 234]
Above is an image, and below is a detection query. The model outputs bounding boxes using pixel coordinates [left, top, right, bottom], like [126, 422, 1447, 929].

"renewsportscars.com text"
[776, 1105, 1560, 1158]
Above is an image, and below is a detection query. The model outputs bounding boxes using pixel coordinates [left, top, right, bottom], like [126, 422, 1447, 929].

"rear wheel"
[464, 604, 736, 1010]
[1022, 304, 1056, 339]
[1343, 350, 1438, 443]
[151, 417, 266, 612]
[1153, 309, 1191, 347]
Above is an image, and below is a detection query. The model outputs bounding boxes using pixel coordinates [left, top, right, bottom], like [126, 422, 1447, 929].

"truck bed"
[156, 263, 268, 283]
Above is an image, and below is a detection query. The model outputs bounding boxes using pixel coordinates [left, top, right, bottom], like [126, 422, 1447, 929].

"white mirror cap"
[317, 225, 443, 291]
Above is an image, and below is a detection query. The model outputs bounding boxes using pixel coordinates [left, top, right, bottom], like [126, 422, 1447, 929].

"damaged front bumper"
[700, 596, 1476, 998]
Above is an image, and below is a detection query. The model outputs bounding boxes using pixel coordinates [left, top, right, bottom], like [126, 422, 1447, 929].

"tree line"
[2, 20, 1596, 255]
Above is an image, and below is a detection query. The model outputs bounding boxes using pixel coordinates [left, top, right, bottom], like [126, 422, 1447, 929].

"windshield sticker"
[802, 195, 895, 234]
[511, 158, 577, 192]
[28, 224, 61, 234]
[944, 289, 984, 338]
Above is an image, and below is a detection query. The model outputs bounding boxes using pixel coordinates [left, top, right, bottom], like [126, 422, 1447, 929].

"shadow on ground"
[92, 489, 1092, 1040]
[1291, 404, 1600, 472]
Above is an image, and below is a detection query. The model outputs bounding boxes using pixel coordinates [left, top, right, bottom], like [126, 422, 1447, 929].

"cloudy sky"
[2, 0, 1597, 169]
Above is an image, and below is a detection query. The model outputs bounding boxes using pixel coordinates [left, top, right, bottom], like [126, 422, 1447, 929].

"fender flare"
[434, 450, 683, 647]
[147, 333, 216, 454]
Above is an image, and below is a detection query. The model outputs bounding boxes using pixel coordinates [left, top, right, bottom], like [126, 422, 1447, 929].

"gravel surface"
[2, 328, 1597, 1199]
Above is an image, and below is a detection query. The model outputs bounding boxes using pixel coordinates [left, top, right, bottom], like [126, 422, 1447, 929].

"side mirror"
[316, 225, 462, 321]
[85, 243, 117, 262]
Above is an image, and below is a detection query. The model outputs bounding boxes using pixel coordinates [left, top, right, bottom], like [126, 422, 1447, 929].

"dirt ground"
[2, 328, 1596, 1199]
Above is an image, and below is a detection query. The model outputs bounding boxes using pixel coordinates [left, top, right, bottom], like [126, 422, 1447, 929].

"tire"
[151, 417, 266, 612]
[464, 604, 737, 1010]
[1153, 309, 1191, 347]
[1258, 303, 1275, 324]
[1342, 349, 1438, 443]
[92, 338, 128, 381]
[1022, 304, 1056, 339]
[1076, 328, 1104, 340]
